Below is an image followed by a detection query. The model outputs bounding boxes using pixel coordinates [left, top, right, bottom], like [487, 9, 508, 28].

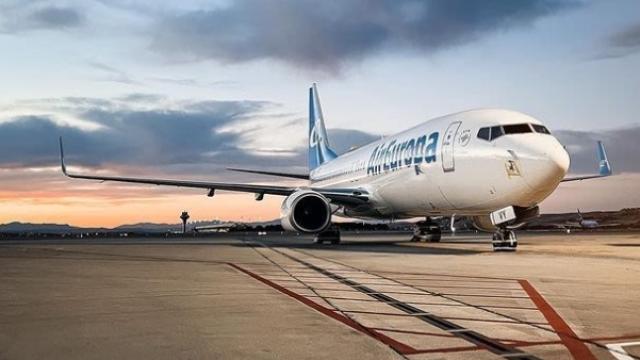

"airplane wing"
[561, 141, 612, 182]
[226, 167, 309, 180]
[58, 138, 368, 204]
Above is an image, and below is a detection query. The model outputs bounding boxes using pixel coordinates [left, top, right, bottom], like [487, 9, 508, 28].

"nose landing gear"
[492, 229, 517, 251]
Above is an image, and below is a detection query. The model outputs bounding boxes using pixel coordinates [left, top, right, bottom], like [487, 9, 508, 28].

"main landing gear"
[412, 217, 442, 242]
[313, 228, 341, 245]
[492, 228, 517, 251]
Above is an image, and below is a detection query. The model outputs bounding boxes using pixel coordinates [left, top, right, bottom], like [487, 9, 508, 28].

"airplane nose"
[520, 140, 570, 191]
[550, 144, 570, 175]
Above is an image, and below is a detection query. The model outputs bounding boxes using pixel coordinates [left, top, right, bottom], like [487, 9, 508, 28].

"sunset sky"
[0, 0, 639, 227]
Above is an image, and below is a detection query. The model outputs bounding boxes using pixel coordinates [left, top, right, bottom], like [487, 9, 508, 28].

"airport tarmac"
[1, 231, 639, 359]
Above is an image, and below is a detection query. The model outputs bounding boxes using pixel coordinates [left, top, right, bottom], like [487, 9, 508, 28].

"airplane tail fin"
[596, 140, 612, 176]
[308, 84, 337, 170]
[561, 141, 613, 182]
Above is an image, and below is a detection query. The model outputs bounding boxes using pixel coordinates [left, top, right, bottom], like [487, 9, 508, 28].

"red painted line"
[518, 280, 596, 360]
[227, 263, 417, 355]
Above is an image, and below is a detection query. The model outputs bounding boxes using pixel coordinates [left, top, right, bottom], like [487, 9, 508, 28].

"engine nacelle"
[472, 206, 540, 232]
[280, 190, 332, 233]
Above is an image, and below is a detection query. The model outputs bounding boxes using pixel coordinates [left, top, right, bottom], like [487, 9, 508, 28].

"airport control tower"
[180, 211, 190, 234]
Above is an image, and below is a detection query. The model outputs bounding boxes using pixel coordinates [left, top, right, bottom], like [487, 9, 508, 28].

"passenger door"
[441, 121, 461, 172]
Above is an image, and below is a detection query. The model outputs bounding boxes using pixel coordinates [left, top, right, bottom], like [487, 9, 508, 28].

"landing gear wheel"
[313, 229, 341, 245]
[427, 227, 441, 242]
[492, 229, 517, 252]
[412, 220, 441, 242]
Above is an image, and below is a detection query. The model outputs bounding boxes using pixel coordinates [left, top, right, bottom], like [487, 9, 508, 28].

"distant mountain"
[114, 223, 179, 232]
[0, 222, 105, 234]
[0, 219, 226, 234]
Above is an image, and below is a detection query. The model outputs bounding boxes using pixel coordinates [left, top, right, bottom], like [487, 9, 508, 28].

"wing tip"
[59, 136, 68, 176]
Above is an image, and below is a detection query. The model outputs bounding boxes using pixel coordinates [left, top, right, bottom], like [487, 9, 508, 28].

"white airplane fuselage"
[309, 108, 570, 219]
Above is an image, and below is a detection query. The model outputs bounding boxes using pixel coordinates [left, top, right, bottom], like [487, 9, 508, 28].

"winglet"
[561, 140, 612, 182]
[597, 140, 611, 176]
[59, 136, 68, 176]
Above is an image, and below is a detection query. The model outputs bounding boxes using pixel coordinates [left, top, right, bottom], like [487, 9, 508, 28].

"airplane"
[58, 84, 612, 251]
[576, 209, 599, 229]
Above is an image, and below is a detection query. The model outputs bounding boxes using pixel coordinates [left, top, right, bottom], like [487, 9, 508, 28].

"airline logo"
[367, 132, 439, 175]
[309, 118, 336, 168]
[309, 124, 322, 147]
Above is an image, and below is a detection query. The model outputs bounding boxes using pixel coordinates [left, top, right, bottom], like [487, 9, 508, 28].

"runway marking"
[227, 262, 418, 355]
[606, 341, 640, 360]
[231, 241, 632, 359]
[370, 327, 456, 338]
[267, 247, 541, 360]
[291, 247, 621, 356]
[518, 279, 597, 360]
[339, 310, 548, 325]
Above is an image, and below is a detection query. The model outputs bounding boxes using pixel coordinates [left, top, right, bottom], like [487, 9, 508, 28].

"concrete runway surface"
[1, 231, 639, 359]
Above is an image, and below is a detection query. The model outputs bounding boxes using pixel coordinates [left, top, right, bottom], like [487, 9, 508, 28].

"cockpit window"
[490, 126, 504, 140]
[503, 124, 533, 135]
[532, 124, 551, 134]
[477, 123, 543, 142]
[477, 127, 490, 141]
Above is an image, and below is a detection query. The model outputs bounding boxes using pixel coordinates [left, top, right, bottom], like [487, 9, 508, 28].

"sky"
[0, 0, 639, 227]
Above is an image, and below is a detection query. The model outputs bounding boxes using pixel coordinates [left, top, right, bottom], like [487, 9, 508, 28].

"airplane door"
[442, 121, 461, 172]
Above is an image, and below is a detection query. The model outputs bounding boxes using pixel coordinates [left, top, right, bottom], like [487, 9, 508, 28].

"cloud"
[87, 61, 234, 88]
[150, 0, 576, 72]
[555, 126, 640, 174]
[0, 96, 288, 173]
[0, 4, 83, 33]
[87, 61, 139, 85]
[29, 6, 83, 29]
[327, 129, 379, 154]
[598, 22, 640, 59]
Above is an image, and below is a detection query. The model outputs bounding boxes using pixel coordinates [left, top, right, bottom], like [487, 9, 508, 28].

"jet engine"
[472, 206, 540, 232]
[281, 190, 332, 233]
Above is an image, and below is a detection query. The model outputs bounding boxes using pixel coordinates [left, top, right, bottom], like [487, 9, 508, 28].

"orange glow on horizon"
[0, 193, 282, 227]
[0, 173, 638, 227]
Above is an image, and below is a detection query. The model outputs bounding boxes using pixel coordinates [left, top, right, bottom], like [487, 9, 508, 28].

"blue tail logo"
[309, 84, 337, 170]
[596, 140, 612, 176]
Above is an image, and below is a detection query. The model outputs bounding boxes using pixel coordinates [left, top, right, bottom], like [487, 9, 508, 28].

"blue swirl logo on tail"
[309, 84, 337, 170]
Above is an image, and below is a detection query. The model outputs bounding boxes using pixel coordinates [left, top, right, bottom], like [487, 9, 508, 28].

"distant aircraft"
[576, 209, 599, 228]
[192, 223, 238, 233]
[59, 84, 612, 251]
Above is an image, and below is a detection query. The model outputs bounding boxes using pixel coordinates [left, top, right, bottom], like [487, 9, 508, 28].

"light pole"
[180, 211, 190, 234]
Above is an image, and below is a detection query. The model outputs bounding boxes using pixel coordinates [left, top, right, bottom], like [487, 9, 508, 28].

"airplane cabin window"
[503, 124, 532, 135]
[490, 126, 504, 140]
[532, 124, 551, 134]
[477, 127, 490, 141]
